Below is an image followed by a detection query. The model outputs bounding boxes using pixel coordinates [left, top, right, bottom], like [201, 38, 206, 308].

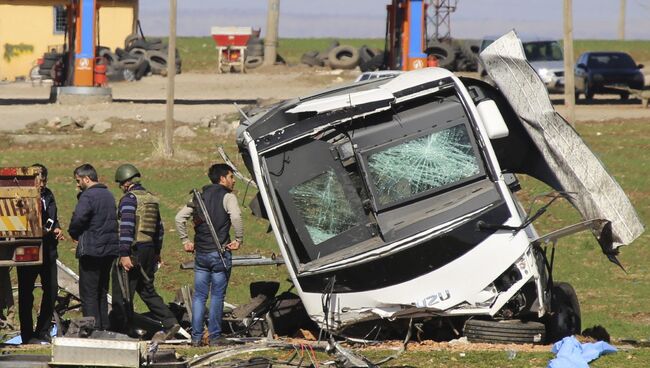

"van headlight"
[537, 68, 554, 83]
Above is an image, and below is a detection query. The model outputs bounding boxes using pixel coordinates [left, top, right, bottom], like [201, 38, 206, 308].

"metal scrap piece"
[480, 31, 644, 250]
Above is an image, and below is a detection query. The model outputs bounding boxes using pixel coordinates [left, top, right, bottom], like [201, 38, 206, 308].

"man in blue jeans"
[175, 164, 242, 347]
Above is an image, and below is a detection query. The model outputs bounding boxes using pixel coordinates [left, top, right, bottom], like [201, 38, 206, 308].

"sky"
[138, 0, 650, 40]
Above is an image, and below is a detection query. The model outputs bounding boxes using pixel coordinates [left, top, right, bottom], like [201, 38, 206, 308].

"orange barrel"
[94, 57, 107, 87]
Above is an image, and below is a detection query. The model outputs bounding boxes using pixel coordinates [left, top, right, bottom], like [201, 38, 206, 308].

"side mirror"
[638, 64, 644, 69]
[477, 99, 509, 139]
[576, 63, 587, 70]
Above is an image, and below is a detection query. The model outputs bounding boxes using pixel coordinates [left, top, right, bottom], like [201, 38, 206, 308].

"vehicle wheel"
[464, 319, 546, 344]
[545, 282, 581, 343]
[620, 92, 630, 100]
[584, 84, 594, 100]
[328, 45, 360, 70]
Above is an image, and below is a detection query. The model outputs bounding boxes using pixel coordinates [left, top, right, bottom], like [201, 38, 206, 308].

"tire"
[247, 43, 264, 57]
[327, 45, 360, 70]
[145, 50, 168, 73]
[96, 46, 110, 57]
[133, 59, 150, 80]
[358, 45, 379, 64]
[464, 319, 546, 345]
[457, 42, 479, 72]
[301, 53, 323, 67]
[545, 282, 581, 343]
[43, 52, 62, 61]
[99, 49, 119, 65]
[128, 47, 147, 60]
[245, 56, 263, 69]
[425, 41, 456, 69]
[124, 33, 141, 50]
[40, 60, 56, 70]
[359, 52, 385, 72]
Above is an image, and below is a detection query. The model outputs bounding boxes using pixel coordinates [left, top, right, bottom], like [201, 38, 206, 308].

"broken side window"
[289, 169, 360, 245]
[367, 124, 481, 207]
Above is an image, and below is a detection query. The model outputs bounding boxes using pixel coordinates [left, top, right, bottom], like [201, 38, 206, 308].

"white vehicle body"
[236, 32, 642, 338]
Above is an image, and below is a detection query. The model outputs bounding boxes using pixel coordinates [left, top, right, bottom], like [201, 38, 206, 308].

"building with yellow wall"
[0, 0, 137, 81]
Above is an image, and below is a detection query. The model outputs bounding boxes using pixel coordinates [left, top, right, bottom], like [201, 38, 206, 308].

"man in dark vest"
[17, 163, 64, 343]
[110, 164, 179, 337]
[68, 164, 119, 330]
[175, 163, 242, 347]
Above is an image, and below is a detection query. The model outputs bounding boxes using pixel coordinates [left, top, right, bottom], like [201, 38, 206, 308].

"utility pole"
[563, 0, 575, 126]
[618, 0, 626, 40]
[264, 0, 280, 66]
[164, 0, 176, 158]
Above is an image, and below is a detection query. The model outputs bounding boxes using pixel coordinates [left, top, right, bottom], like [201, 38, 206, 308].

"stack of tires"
[245, 36, 264, 70]
[425, 39, 480, 72]
[99, 33, 182, 82]
[301, 41, 384, 71]
[38, 52, 64, 80]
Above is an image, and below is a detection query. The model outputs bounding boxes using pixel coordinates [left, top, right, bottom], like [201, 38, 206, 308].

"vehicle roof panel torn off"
[235, 31, 643, 343]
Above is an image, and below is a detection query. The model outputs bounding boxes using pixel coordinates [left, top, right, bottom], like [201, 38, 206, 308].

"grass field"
[1, 112, 649, 365]
[176, 37, 650, 72]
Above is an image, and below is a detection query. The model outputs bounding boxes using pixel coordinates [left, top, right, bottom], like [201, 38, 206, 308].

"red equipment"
[211, 26, 252, 73]
[94, 57, 107, 87]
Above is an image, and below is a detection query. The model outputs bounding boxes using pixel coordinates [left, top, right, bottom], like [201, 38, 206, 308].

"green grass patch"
[174, 37, 650, 72]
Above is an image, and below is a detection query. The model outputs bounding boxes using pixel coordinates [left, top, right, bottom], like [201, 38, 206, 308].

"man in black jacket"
[17, 163, 64, 344]
[68, 164, 119, 330]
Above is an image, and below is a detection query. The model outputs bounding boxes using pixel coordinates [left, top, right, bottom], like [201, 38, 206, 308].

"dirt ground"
[1, 65, 649, 133]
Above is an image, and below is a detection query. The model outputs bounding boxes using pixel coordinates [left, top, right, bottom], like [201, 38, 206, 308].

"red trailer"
[211, 26, 252, 73]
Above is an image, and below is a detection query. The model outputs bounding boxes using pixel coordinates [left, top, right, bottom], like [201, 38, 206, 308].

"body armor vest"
[130, 190, 160, 245]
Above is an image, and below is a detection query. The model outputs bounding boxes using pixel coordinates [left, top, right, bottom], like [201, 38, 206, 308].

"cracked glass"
[289, 169, 360, 245]
[367, 124, 480, 206]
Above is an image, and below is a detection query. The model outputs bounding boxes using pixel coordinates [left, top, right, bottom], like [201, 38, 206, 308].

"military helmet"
[115, 164, 141, 183]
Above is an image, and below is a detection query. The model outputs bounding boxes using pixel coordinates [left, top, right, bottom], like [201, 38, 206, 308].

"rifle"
[192, 189, 228, 269]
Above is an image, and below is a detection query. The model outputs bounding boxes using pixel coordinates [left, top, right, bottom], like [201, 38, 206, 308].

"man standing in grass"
[68, 164, 119, 330]
[175, 164, 242, 347]
[110, 164, 179, 338]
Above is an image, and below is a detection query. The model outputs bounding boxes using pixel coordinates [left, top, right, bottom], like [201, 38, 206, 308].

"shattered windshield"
[289, 169, 360, 245]
[367, 124, 481, 206]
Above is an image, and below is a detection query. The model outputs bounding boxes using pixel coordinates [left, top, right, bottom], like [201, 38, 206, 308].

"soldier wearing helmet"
[109, 164, 179, 337]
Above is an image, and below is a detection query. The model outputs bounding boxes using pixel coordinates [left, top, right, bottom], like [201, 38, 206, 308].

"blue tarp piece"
[547, 336, 617, 368]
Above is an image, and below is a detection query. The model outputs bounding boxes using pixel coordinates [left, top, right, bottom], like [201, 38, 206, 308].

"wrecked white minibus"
[235, 32, 643, 344]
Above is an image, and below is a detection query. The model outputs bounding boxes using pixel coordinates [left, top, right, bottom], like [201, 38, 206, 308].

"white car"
[235, 32, 642, 344]
[479, 36, 565, 93]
